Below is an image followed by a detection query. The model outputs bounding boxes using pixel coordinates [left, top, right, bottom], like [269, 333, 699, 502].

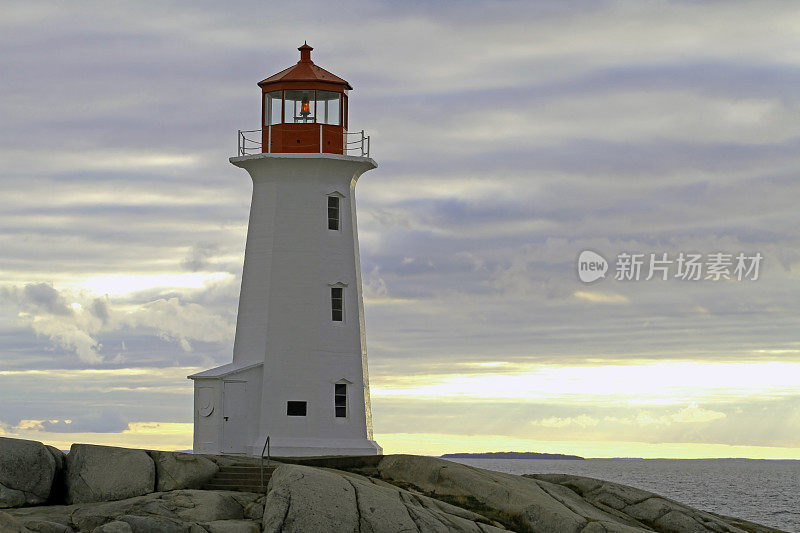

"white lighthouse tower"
[189, 43, 381, 457]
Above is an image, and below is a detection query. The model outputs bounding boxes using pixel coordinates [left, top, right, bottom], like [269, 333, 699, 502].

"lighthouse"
[189, 43, 381, 457]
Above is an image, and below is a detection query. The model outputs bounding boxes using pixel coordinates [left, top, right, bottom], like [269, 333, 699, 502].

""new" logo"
[577, 250, 608, 283]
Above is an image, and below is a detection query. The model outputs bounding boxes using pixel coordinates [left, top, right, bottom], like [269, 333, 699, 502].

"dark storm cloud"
[22, 284, 73, 316]
[1, 283, 73, 316]
[91, 298, 110, 322]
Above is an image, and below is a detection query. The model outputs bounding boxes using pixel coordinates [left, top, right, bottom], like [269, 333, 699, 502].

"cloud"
[1, 0, 799, 456]
[1, 283, 104, 362]
[1, 282, 233, 363]
[668, 403, 727, 424]
[362, 266, 389, 298]
[372, 397, 797, 449]
[537, 415, 600, 428]
[120, 297, 233, 353]
[29, 317, 103, 364]
[182, 242, 221, 272]
[2, 283, 73, 316]
[91, 297, 110, 322]
[19, 411, 130, 434]
[573, 291, 629, 304]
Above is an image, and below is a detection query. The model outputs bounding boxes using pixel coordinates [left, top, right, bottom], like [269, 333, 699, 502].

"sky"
[1, 0, 799, 458]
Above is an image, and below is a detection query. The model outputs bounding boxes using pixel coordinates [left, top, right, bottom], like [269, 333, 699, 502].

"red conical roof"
[258, 42, 352, 90]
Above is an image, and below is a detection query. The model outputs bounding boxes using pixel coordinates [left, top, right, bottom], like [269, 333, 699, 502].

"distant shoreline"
[441, 452, 585, 460]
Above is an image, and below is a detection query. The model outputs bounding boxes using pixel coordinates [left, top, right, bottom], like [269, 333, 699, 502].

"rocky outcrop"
[206, 520, 260, 533]
[147, 451, 218, 492]
[0, 437, 58, 508]
[263, 463, 507, 532]
[0, 510, 28, 532]
[65, 445, 155, 504]
[376, 454, 786, 533]
[528, 473, 763, 533]
[5, 489, 265, 532]
[378, 454, 649, 532]
[1, 445, 788, 533]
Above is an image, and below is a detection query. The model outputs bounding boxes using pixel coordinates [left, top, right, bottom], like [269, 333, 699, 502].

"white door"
[223, 381, 247, 453]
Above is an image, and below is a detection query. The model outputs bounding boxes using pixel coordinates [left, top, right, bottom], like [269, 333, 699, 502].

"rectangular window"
[331, 287, 343, 322]
[284, 89, 315, 123]
[265, 91, 282, 125]
[287, 401, 307, 416]
[328, 196, 340, 230]
[315, 91, 341, 125]
[335, 384, 347, 418]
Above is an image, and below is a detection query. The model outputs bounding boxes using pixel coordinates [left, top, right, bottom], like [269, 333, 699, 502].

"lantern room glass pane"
[284, 89, 315, 123]
[265, 91, 282, 125]
[316, 91, 341, 125]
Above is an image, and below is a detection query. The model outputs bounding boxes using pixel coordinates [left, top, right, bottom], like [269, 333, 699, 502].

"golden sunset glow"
[371, 361, 800, 403]
[1, 423, 194, 452]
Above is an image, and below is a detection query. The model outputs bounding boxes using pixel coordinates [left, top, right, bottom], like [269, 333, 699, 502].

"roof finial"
[298, 41, 313, 63]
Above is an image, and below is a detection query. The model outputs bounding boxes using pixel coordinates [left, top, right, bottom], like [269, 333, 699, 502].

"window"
[286, 401, 307, 416]
[331, 287, 343, 321]
[264, 91, 282, 125]
[315, 91, 341, 125]
[335, 384, 347, 417]
[284, 89, 315, 123]
[328, 196, 340, 230]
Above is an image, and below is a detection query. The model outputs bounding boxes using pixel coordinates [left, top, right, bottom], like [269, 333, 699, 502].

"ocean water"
[448, 458, 799, 532]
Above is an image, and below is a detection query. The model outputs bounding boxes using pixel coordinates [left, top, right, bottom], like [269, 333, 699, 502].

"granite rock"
[65, 445, 155, 504]
[204, 520, 260, 533]
[378, 454, 645, 533]
[147, 451, 218, 492]
[263, 463, 507, 532]
[529, 473, 753, 533]
[1, 450, 788, 533]
[91, 521, 132, 533]
[0, 437, 58, 508]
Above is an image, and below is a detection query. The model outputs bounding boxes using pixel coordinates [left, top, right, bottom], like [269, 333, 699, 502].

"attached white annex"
[189, 43, 381, 457]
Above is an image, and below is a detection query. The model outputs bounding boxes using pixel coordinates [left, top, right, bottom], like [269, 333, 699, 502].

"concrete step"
[226, 465, 275, 469]
[215, 469, 275, 477]
[204, 478, 269, 491]
[217, 468, 273, 474]
[204, 482, 265, 493]
[214, 472, 273, 480]
[202, 464, 276, 492]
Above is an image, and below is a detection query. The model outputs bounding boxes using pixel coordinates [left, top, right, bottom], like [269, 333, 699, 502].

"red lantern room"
[255, 42, 352, 155]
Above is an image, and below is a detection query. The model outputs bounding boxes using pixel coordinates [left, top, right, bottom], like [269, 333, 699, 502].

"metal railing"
[237, 126, 371, 158]
[260, 435, 270, 491]
[344, 130, 371, 158]
[238, 129, 263, 156]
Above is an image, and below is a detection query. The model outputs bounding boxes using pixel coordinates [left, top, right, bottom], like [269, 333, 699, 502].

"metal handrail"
[238, 129, 263, 156]
[260, 435, 270, 490]
[344, 130, 370, 158]
[236, 127, 370, 158]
